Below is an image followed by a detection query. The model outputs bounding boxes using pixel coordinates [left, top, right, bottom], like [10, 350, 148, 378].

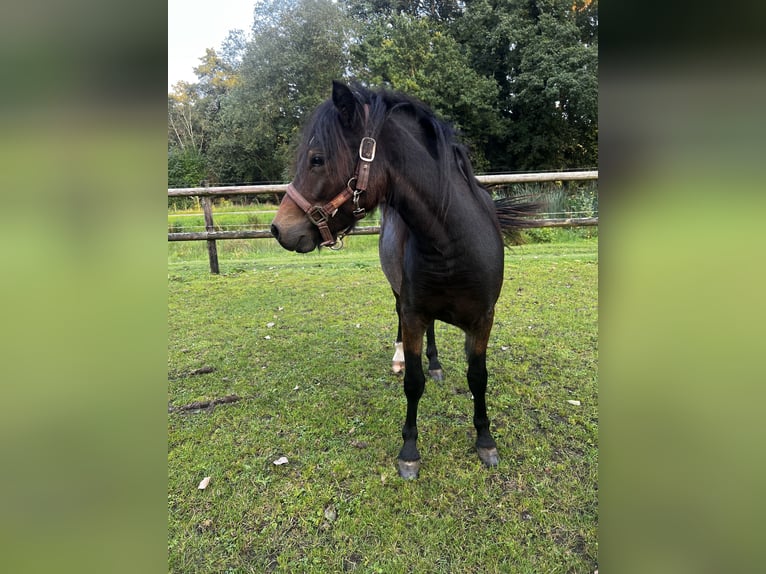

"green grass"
[168, 239, 597, 573]
[168, 225, 596, 264]
[168, 204, 383, 233]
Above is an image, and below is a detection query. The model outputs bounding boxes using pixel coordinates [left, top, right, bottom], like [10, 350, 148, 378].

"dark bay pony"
[271, 81, 538, 478]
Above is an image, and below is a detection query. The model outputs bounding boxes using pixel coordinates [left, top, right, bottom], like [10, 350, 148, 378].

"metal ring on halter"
[329, 236, 344, 251]
[329, 228, 351, 251]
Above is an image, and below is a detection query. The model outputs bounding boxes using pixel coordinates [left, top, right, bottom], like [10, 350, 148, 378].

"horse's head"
[271, 81, 375, 252]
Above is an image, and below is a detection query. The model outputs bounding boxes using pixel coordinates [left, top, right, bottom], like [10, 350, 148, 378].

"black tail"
[493, 195, 546, 245]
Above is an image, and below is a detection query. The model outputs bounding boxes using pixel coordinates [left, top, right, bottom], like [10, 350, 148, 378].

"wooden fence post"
[201, 186, 219, 274]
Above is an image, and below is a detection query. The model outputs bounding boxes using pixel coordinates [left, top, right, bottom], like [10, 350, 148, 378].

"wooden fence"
[168, 170, 598, 273]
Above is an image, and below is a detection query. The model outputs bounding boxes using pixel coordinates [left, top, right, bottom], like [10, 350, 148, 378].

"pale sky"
[168, 0, 256, 91]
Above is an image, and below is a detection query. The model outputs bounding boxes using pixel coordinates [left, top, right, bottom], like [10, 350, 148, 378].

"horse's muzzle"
[270, 222, 317, 253]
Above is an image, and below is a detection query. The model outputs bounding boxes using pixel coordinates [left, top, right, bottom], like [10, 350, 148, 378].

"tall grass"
[489, 180, 598, 218]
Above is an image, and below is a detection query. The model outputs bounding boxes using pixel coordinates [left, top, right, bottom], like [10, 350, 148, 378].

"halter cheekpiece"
[285, 104, 375, 249]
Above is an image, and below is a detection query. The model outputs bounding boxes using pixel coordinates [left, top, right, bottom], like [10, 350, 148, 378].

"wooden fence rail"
[167, 170, 597, 197]
[168, 170, 597, 273]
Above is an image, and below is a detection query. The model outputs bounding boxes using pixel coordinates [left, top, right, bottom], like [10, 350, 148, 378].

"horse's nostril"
[270, 223, 279, 239]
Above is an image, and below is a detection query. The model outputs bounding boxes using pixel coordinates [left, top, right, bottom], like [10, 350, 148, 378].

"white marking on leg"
[392, 342, 405, 374]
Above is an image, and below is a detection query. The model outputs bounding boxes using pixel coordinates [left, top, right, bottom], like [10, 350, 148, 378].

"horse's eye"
[310, 155, 324, 167]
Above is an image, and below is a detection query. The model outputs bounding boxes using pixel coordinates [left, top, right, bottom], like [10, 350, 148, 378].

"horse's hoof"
[477, 447, 499, 467]
[392, 361, 405, 375]
[398, 458, 421, 479]
[428, 368, 444, 381]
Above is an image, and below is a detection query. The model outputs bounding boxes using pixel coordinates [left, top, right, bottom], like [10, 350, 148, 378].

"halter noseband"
[284, 105, 375, 249]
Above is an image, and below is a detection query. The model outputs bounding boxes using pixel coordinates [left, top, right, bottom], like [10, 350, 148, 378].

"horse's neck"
[377, 115, 497, 253]
[385, 178, 491, 255]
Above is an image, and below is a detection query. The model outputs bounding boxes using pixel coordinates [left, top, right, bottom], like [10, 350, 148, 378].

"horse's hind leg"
[395, 316, 442, 381]
[391, 294, 405, 374]
[465, 321, 499, 467]
[425, 321, 443, 381]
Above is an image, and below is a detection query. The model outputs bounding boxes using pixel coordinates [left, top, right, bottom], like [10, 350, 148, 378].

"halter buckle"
[359, 137, 376, 162]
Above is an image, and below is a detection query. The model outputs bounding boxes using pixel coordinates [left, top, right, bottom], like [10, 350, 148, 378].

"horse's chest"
[400, 234, 503, 314]
[403, 263, 501, 318]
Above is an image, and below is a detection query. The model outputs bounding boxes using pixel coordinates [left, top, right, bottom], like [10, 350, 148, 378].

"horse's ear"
[332, 80, 357, 128]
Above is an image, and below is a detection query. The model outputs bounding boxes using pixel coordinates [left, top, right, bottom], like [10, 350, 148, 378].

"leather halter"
[284, 105, 375, 248]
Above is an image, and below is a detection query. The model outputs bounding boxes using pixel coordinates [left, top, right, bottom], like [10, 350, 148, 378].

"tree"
[454, 0, 598, 170]
[168, 44, 243, 188]
[168, 0, 598, 187]
[350, 13, 499, 170]
[168, 45, 241, 155]
[168, 79, 209, 196]
[167, 148, 207, 188]
[347, 0, 461, 21]
[219, 29, 248, 72]
[205, 0, 350, 183]
[168, 81, 205, 153]
[194, 47, 239, 103]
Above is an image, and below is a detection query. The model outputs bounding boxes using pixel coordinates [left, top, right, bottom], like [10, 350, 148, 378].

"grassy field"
[168, 238, 598, 573]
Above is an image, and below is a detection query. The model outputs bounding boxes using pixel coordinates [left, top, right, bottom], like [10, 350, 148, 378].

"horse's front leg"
[398, 314, 427, 479]
[466, 323, 499, 467]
